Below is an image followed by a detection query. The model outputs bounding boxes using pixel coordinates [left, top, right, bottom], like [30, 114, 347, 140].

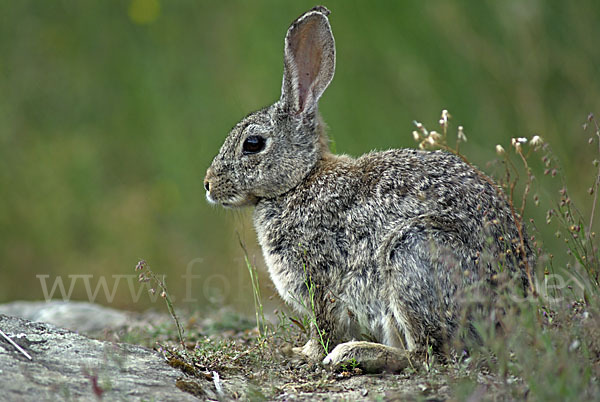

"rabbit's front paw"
[292, 339, 325, 362]
[322, 341, 410, 373]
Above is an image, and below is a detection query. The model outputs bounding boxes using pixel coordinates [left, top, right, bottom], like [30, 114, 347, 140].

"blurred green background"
[1, 0, 599, 313]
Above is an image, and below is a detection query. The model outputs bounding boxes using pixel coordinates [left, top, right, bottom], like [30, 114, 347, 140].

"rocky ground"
[0, 311, 196, 401]
[0, 301, 527, 401]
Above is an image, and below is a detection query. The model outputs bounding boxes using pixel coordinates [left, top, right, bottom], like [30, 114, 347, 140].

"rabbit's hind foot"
[322, 341, 411, 373]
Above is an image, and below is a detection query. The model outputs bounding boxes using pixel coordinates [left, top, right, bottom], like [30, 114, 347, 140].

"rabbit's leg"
[293, 315, 345, 362]
[322, 341, 411, 373]
[379, 222, 473, 353]
[292, 319, 341, 362]
[292, 338, 325, 361]
[293, 286, 354, 362]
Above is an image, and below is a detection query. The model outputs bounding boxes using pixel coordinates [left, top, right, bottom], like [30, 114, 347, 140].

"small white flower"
[441, 109, 450, 121]
[569, 339, 580, 352]
[457, 126, 467, 142]
[439, 110, 450, 127]
[412, 131, 420, 142]
[496, 144, 505, 156]
[511, 137, 527, 148]
[427, 135, 436, 145]
[413, 120, 428, 136]
[530, 135, 543, 146]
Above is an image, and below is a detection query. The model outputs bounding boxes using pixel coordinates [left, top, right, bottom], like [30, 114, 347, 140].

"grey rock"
[0, 301, 131, 334]
[0, 314, 202, 401]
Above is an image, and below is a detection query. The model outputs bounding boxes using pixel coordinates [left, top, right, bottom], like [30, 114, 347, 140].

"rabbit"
[204, 6, 533, 372]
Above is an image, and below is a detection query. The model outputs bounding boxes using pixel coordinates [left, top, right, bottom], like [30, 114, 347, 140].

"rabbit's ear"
[281, 6, 335, 115]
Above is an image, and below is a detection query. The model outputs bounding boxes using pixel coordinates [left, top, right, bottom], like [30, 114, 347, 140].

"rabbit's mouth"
[206, 191, 258, 209]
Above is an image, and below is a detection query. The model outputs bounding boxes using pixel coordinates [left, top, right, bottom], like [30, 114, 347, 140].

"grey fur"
[205, 6, 532, 372]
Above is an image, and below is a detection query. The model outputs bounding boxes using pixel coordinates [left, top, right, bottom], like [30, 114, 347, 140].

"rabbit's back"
[256, 148, 520, 268]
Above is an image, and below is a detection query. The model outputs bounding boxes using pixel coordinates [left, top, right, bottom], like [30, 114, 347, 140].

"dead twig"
[0, 329, 32, 360]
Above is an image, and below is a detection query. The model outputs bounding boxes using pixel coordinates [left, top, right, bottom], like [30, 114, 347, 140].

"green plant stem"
[238, 234, 267, 337]
[302, 260, 329, 355]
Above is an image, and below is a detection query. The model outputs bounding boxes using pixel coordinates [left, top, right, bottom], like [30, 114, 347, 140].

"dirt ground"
[103, 308, 527, 401]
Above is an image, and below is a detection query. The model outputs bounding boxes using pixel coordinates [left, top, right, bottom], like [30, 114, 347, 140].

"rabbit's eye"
[242, 135, 266, 155]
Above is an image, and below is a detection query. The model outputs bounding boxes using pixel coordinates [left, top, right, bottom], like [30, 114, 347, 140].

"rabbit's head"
[205, 6, 335, 207]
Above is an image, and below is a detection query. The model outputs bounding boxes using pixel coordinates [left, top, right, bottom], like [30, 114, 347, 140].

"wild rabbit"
[204, 6, 533, 372]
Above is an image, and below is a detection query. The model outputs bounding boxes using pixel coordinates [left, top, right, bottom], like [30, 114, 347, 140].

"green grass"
[238, 236, 268, 338]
